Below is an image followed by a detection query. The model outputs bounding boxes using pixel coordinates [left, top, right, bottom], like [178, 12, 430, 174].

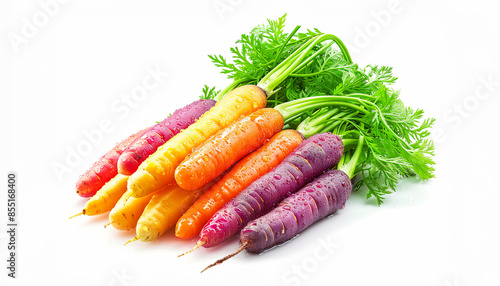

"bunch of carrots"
[71, 15, 435, 272]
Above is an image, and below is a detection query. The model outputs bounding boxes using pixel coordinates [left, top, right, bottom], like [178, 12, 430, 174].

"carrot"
[76, 126, 150, 198]
[127, 85, 267, 198]
[70, 174, 129, 219]
[126, 31, 350, 198]
[106, 187, 157, 231]
[175, 129, 303, 240]
[192, 133, 344, 249]
[117, 99, 216, 175]
[174, 108, 284, 191]
[124, 181, 216, 244]
[202, 169, 352, 272]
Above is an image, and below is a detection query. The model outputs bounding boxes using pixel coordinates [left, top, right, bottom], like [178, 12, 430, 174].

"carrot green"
[205, 14, 435, 204]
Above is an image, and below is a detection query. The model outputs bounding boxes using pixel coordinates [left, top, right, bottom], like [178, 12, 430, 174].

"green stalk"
[341, 138, 359, 149]
[214, 78, 248, 102]
[297, 108, 359, 138]
[257, 33, 352, 95]
[274, 95, 372, 123]
[272, 25, 302, 64]
[290, 64, 355, 77]
[339, 135, 364, 179]
[277, 94, 415, 151]
[258, 36, 319, 94]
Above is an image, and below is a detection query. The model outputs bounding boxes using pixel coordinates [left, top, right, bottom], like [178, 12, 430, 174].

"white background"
[1, 0, 499, 285]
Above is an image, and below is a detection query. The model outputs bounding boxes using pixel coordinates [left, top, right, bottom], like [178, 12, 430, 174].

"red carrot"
[76, 126, 150, 198]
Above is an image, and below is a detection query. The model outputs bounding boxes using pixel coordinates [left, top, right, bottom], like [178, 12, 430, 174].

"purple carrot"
[117, 99, 216, 175]
[197, 133, 343, 249]
[242, 169, 351, 253]
[201, 169, 351, 272]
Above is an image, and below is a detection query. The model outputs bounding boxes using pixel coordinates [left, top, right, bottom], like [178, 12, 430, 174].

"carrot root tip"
[124, 236, 139, 246]
[201, 241, 248, 273]
[69, 211, 84, 220]
[178, 240, 205, 258]
[104, 222, 113, 228]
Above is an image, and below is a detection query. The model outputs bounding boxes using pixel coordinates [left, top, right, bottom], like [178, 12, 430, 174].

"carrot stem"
[339, 135, 365, 179]
[258, 33, 352, 94]
[201, 241, 249, 273]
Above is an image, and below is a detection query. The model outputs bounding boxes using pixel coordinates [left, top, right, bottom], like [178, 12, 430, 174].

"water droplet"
[237, 97, 244, 103]
[341, 182, 346, 187]
[316, 184, 323, 188]
[255, 117, 265, 124]
[203, 156, 209, 162]
[220, 112, 226, 117]
[273, 174, 281, 180]
[262, 156, 270, 162]
[282, 205, 291, 211]
[252, 102, 259, 108]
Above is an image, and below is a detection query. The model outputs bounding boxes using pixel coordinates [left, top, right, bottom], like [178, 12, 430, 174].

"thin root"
[124, 236, 139, 246]
[201, 241, 248, 273]
[178, 240, 205, 258]
[104, 222, 113, 228]
[69, 210, 85, 220]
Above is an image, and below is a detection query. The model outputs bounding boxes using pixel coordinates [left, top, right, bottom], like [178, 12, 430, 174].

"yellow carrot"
[127, 85, 267, 198]
[125, 181, 215, 244]
[107, 187, 157, 231]
[70, 174, 129, 219]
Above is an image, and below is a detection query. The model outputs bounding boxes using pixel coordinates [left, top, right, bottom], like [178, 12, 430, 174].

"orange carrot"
[174, 108, 284, 191]
[127, 85, 267, 198]
[175, 129, 303, 240]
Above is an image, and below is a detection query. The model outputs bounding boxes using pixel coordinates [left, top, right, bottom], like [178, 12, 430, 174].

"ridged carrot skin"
[241, 170, 352, 253]
[118, 99, 216, 176]
[175, 130, 303, 239]
[198, 133, 344, 248]
[127, 85, 267, 198]
[175, 108, 284, 191]
[76, 126, 150, 198]
[108, 187, 158, 231]
[78, 174, 129, 216]
[134, 181, 215, 242]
